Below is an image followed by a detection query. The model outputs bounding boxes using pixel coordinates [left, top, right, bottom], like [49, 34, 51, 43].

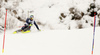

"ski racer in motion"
[13, 15, 40, 34]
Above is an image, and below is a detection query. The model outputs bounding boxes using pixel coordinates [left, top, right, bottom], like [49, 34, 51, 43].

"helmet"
[30, 15, 34, 18]
[30, 15, 34, 20]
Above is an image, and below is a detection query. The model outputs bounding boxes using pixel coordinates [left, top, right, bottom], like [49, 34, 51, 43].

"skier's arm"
[34, 21, 40, 30]
[26, 18, 29, 24]
[26, 18, 32, 25]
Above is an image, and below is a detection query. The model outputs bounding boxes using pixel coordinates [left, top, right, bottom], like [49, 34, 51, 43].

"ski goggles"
[30, 18, 33, 20]
[30, 15, 34, 18]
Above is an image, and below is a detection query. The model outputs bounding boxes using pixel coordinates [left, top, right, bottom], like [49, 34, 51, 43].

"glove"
[39, 29, 41, 31]
[29, 24, 32, 26]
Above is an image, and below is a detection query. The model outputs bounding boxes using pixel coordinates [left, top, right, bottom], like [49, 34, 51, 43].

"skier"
[13, 15, 40, 34]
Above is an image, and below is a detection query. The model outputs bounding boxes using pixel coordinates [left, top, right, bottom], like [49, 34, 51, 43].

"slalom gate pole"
[91, 13, 96, 55]
[2, 9, 7, 53]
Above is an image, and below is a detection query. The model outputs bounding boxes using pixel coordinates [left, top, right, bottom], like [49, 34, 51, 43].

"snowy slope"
[0, 27, 100, 55]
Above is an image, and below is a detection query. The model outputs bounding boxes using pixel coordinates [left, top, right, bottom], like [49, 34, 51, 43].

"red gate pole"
[91, 12, 96, 55]
[2, 9, 7, 53]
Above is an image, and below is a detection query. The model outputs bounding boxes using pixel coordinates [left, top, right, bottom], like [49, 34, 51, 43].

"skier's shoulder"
[26, 18, 31, 21]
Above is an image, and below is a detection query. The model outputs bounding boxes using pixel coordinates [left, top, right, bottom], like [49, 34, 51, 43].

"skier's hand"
[39, 29, 41, 31]
[29, 24, 32, 26]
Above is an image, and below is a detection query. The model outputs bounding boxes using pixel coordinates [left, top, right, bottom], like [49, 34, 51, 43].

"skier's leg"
[13, 25, 26, 34]
[21, 26, 26, 30]
[22, 26, 31, 33]
[23, 26, 29, 31]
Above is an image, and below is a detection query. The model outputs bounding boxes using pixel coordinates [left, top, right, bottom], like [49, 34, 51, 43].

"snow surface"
[0, 27, 100, 55]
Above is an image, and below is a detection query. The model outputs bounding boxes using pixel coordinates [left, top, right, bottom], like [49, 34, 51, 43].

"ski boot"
[21, 30, 31, 33]
[13, 31, 17, 34]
